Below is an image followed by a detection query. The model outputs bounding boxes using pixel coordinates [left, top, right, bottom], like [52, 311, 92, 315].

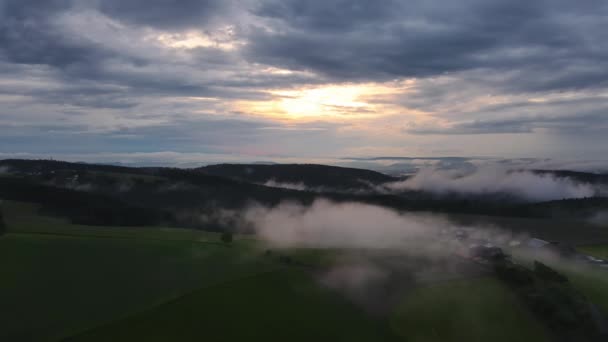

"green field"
[66, 270, 397, 342]
[1, 200, 589, 342]
[0, 201, 277, 341]
[572, 244, 608, 314]
[578, 244, 608, 260]
[564, 268, 608, 315]
[2, 201, 226, 242]
[448, 213, 608, 245]
[511, 245, 608, 318]
[0, 234, 280, 341]
[390, 278, 550, 342]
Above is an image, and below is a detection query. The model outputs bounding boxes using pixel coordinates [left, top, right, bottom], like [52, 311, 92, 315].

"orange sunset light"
[236, 81, 415, 121]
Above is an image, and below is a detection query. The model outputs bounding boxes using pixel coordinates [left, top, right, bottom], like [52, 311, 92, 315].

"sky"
[1, 0, 607, 166]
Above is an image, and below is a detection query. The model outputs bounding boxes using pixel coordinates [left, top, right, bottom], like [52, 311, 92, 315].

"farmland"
[391, 277, 550, 342]
[1, 198, 607, 341]
[566, 268, 608, 315]
[66, 270, 398, 342]
[0, 202, 276, 341]
[578, 245, 608, 260]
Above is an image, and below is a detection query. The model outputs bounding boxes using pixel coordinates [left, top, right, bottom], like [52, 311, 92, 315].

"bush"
[221, 232, 233, 244]
[533, 261, 568, 283]
[495, 259, 600, 340]
[494, 261, 534, 287]
[0, 205, 5, 235]
[279, 255, 293, 265]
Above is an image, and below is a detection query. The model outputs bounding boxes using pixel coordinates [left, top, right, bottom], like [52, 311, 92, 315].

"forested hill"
[0, 159, 145, 175]
[198, 163, 397, 190]
[533, 170, 608, 186]
[1, 159, 607, 231]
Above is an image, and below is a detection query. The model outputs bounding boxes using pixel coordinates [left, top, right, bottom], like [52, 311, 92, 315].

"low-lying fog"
[382, 166, 597, 201]
[241, 199, 528, 256]
[238, 199, 526, 312]
[235, 198, 604, 313]
[263, 164, 606, 202]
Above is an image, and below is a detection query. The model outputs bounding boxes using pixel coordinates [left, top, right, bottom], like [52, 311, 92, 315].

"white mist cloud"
[318, 257, 391, 313]
[515, 159, 608, 173]
[263, 180, 309, 191]
[320, 259, 389, 294]
[240, 199, 556, 312]
[262, 179, 376, 195]
[240, 198, 525, 259]
[65, 182, 95, 192]
[588, 211, 608, 227]
[383, 166, 595, 201]
[244, 199, 443, 250]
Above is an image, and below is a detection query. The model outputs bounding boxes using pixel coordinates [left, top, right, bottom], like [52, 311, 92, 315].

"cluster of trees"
[220, 232, 233, 244]
[198, 163, 396, 191]
[2, 159, 607, 233]
[0, 203, 5, 235]
[0, 177, 173, 227]
[495, 260, 603, 341]
[0, 159, 146, 176]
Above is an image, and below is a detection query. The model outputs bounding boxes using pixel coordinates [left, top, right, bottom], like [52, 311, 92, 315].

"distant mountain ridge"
[1, 159, 607, 231]
[198, 163, 396, 191]
[533, 170, 608, 185]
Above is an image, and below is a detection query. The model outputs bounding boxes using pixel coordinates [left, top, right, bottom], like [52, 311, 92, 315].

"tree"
[0, 203, 6, 236]
[221, 232, 233, 244]
[534, 261, 568, 283]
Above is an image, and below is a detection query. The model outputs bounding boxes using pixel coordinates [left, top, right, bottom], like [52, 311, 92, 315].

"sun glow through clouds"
[155, 29, 241, 50]
[273, 85, 368, 117]
[237, 81, 416, 121]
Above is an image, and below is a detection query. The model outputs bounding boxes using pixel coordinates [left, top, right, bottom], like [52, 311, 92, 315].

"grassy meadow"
[5, 200, 604, 341]
[0, 201, 277, 341]
[390, 277, 551, 342]
[565, 267, 608, 315]
[65, 270, 398, 342]
[578, 244, 608, 260]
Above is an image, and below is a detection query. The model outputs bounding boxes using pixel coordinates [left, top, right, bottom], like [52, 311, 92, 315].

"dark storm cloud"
[0, 0, 110, 68]
[3, 0, 607, 90]
[1, 0, 72, 18]
[0, 114, 346, 159]
[254, 0, 404, 31]
[0, 1, 140, 110]
[98, 0, 227, 29]
[407, 113, 608, 135]
[0, 0, 261, 107]
[247, 0, 608, 91]
[3, 0, 606, 100]
[1, 0, 608, 160]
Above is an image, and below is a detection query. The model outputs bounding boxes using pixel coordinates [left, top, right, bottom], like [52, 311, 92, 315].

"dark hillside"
[0, 177, 171, 227]
[198, 163, 396, 190]
[513, 197, 608, 219]
[533, 170, 608, 185]
[0, 203, 5, 235]
[0, 159, 145, 176]
[2, 159, 607, 228]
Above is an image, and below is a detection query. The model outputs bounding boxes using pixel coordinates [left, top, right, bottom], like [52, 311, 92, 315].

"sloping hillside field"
[1, 200, 580, 342]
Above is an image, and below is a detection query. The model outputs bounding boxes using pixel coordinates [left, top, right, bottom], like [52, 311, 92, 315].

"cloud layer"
[242, 199, 531, 258]
[384, 166, 596, 201]
[246, 199, 453, 251]
[1, 0, 608, 161]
